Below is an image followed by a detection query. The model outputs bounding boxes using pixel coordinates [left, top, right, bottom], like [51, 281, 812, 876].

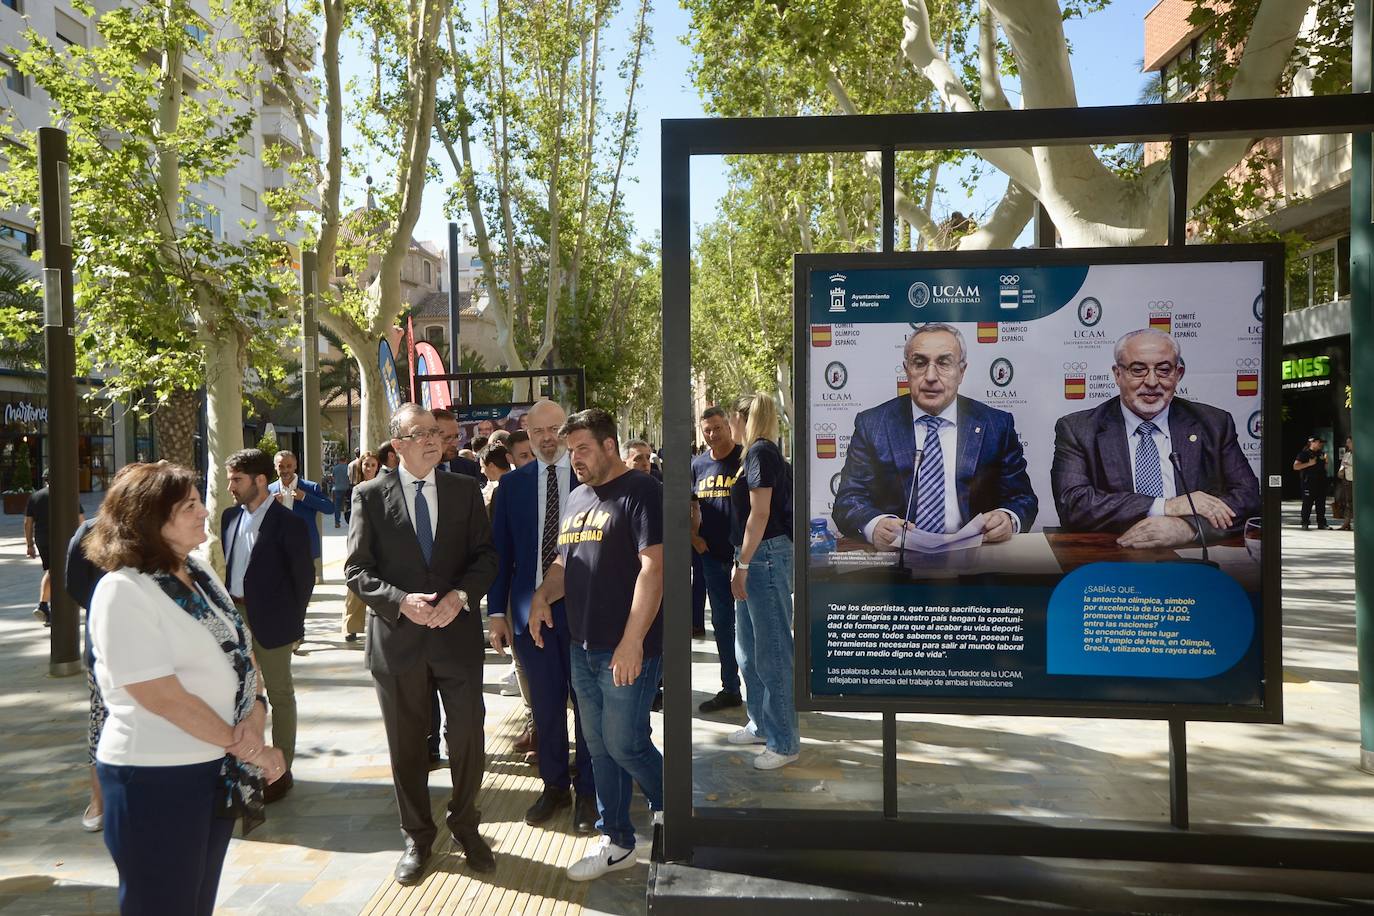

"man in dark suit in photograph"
[486, 398, 597, 834]
[346, 404, 499, 885]
[222, 448, 314, 801]
[832, 322, 1038, 547]
[1050, 328, 1260, 548]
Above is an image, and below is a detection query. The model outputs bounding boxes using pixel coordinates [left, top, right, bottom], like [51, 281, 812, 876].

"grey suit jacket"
[1050, 395, 1260, 538]
[345, 468, 498, 675]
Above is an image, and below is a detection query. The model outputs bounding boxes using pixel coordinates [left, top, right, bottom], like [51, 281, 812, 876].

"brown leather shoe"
[263, 770, 293, 803]
[513, 727, 537, 755]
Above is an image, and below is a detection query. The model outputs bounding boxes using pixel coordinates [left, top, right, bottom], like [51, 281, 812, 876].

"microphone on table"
[1168, 452, 1219, 568]
[896, 446, 925, 572]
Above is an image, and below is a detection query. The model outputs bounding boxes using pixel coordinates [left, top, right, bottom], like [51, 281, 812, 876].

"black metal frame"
[411, 367, 587, 413]
[791, 243, 1285, 723]
[660, 93, 1374, 870]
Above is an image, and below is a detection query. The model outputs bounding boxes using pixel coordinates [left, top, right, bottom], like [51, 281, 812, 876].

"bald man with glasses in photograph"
[1051, 328, 1260, 549]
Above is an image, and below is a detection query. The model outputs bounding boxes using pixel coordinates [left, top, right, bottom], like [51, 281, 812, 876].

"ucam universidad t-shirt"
[691, 443, 741, 562]
[558, 469, 664, 657]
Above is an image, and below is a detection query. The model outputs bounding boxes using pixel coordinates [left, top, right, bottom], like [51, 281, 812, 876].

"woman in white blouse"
[85, 462, 286, 915]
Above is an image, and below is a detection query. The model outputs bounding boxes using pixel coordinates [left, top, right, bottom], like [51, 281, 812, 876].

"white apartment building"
[0, 0, 317, 493]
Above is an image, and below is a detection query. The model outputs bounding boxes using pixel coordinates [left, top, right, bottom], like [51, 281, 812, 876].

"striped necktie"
[541, 465, 559, 574]
[913, 415, 945, 533]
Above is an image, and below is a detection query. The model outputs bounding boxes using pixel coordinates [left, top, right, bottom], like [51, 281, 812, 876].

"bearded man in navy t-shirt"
[528, 407, 663, 882]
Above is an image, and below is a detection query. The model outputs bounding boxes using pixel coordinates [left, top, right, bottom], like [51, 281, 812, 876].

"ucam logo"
[828, 274, 847, 313]
[1078, 296, 1102, 327]
[824, 361, 848, 390]
[830, 472, 842, 496]
[1253, 293, 1264, 322]
[1247, 410, 1262, 440]
[989, 357, 1014, 387]
[908, 281, 930, 308]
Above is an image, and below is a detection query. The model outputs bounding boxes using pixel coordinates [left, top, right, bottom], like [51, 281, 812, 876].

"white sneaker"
[726, 726, 767, 746]
[652, 810, 664, 827]
[566, 835, 636, 881]
[80, 804, 103, 832]
[499, 668, 520, 697]
[753, 749, 799, 770]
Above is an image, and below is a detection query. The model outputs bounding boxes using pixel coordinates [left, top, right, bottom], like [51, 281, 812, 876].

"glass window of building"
[55, 8, 87, 45]
[0, 222, 37, 256]
[2, 56, 27, 96]
[1, 0, 20, 14]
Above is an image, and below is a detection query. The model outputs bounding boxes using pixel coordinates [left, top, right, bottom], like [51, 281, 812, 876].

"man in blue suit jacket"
[1051, 328, 1259, 548]
[223, 448, 315, 800]
[487, 399, 596, 833]
[833, 323, 1037, 547]
[269, 450, 335, 575]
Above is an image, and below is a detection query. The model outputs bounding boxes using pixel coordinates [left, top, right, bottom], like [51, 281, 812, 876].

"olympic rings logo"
[1063, 362, 1088, 372]
[999, 275, 1020, 285]
[1236, 357, 1260, 369]
[1148, 300, 1174, 310]
[813, 422, 838, 433]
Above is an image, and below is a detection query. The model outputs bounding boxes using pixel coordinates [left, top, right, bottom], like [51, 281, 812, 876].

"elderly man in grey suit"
[346, 403, 499, 885]
[1051, 328, 1260, 549]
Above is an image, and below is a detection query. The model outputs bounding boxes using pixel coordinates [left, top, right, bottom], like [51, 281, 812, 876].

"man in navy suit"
[487, 398, 597, 833]
[833, 323, 1037, 547]
[223, 448, 314, 801]
[269, 450, 335, 582]
[1051, 328, 1260, 548]
[435, 408, 483, 480]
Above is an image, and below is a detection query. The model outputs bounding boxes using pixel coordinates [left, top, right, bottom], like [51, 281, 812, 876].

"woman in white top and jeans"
[86, 462, 286, 915]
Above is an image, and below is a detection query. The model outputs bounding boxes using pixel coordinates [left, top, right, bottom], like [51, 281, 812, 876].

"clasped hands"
[871, 510, 1014, 549]
[399, 589, 467, 628]
[224, 705, 287, 783]
[1117, 491, 1237, 549]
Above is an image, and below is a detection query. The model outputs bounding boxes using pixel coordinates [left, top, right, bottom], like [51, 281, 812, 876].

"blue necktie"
[413, 480, 434, 564]
[913, 415, 945, 533]
[1134, 421, 1165, 498]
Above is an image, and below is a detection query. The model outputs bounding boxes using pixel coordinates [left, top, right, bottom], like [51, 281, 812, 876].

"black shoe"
[692, 627, 707, 639]
[428, 748, 442, 767]
[263, 769, 293, 803]
[345, 633, 358, 642]
[1302, 524, 1310, 530]
[33, 605, 49, 625]
[698, 690, 743, 713]
[394, 842, 430, 885]
[652, 689, 664, 712]
[452, 828, 496, 873]
[573, 794, 598, 834]
[1319, 524, 1333, 530]
[524, 787, 571, 826]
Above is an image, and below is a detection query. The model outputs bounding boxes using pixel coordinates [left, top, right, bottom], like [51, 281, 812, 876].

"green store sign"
[1282, 356, 1330, 381]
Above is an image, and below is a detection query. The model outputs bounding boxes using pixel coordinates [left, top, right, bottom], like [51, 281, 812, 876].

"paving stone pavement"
[0, 501, 1370, 915]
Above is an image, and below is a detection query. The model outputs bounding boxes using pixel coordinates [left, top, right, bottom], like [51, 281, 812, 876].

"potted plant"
[3, 443, 35, 515]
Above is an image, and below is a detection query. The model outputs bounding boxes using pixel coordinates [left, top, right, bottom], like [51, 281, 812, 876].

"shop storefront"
[1, 383, 117, 494]
[1279, 336, 1351, 499]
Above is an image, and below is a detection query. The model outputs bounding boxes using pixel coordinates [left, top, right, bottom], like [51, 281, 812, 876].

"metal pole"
[300, 250, 322, 483]
[38, 126, 80, 678]
[1351, 0, 1374, 774]
[1166, 134, 1191, 820]
[879, 145, 900, 817]
[448, 222, 462, 374]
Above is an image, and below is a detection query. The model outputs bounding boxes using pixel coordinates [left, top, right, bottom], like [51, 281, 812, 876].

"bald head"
[526, 398, 568, 464]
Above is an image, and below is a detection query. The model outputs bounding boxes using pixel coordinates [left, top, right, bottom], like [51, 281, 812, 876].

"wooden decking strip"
[360, 704, 593, 916]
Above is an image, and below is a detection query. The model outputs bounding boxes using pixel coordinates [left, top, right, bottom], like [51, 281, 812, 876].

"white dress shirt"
[225, 496, 273, 598]
[1122, 401, 1176, 516]
[864, 397, 1020, 543]
[534, 453, 573, 590]
[397, 464, 439, 541]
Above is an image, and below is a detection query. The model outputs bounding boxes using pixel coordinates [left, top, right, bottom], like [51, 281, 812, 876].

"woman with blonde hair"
[343, 451, 381, 641]
[726, 393, 799, 769]
[86, 462, 285, 914]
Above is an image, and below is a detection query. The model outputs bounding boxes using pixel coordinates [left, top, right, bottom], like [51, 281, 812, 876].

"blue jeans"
[735, 536, 798, 755]
[97, 757, 234, 915]
[700, 553, 739, 694]
[333, 489, 350, 525]
[569, 647, 663, 849]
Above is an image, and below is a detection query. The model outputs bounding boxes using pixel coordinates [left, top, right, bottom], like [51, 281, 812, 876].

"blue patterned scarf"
[151, 557, 266, 834]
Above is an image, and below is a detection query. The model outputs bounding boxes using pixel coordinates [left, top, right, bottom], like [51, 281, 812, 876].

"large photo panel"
[797, 247, 1282, 722]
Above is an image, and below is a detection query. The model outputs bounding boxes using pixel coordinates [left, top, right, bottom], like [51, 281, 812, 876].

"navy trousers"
[97, 757, 234, 916]
[512, 601, 594, 797]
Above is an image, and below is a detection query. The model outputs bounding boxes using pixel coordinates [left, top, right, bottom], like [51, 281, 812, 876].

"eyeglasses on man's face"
[904, 355, 963, 375]
[1117, 362, 1179, 379]
[397, 427, 442, 441]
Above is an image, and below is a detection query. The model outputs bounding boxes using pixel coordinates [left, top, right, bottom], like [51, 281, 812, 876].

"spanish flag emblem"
[896, 378, 910, 398]
[1236, 372, 1259, 396]
[816, 435, 837, 459]
[1064, 375, 1086, 400]
[977, 322, 997, 343]
[811, 325, 832, 347]
[1149, 313, 1172, 334]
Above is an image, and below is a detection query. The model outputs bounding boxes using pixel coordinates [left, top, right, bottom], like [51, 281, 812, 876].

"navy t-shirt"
[691, 444, 741, 561]
[558, 469, 664, 657]
[730, 439, 793, 546]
